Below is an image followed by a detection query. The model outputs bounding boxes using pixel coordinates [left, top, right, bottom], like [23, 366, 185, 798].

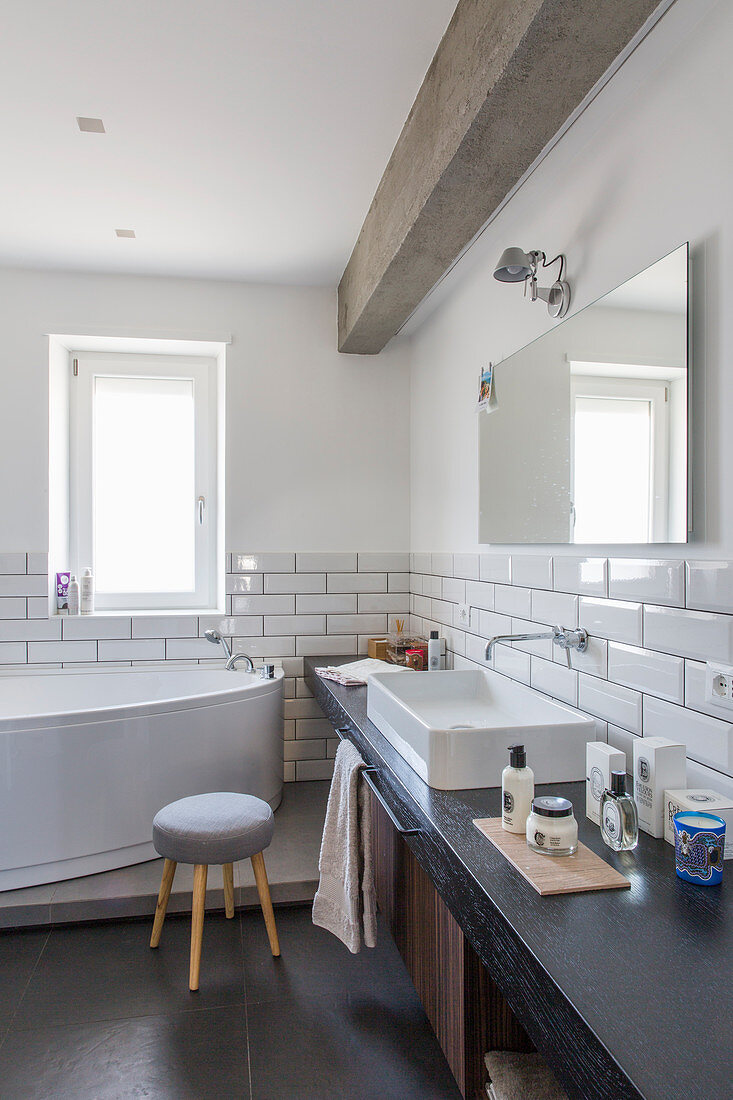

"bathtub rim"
[0, 664, 284, 732]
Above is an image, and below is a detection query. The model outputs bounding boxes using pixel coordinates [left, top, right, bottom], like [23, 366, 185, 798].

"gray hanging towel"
[312, 738, 377, 953]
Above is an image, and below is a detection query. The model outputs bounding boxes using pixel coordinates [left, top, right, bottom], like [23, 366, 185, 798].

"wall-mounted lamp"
[493, 248, 570, 318]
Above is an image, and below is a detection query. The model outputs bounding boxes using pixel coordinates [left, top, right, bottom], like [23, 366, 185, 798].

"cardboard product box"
[633, 737, 687, 838]
[664, 789, 733, 858]
[586, 742, 626, 826]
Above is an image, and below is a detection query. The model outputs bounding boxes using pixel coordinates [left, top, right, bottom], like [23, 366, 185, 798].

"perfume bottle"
[600, 771, 639, 851]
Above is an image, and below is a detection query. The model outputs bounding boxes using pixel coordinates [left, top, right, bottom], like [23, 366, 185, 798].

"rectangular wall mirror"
[478, 243, 689, 545]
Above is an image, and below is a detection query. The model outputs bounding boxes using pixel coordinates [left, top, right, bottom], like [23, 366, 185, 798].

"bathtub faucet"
[203, 629, 232, 660]
[226, 653, 256, 672]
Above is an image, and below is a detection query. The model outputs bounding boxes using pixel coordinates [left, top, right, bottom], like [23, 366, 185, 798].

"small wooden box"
[368, 637, 388, 660]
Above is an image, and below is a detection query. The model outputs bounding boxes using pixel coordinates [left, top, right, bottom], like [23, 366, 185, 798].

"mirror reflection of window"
[570, 372, 672, 544]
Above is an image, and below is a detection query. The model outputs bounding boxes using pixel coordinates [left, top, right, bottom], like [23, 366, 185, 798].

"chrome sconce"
[493, 247, 570, 318]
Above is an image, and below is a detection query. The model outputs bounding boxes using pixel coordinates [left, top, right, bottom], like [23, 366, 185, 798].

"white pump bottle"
[502, 744, 535, 833]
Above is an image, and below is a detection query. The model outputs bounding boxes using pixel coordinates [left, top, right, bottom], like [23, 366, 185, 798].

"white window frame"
[570, 374, 670, 543]
[69, 350, 220, 612]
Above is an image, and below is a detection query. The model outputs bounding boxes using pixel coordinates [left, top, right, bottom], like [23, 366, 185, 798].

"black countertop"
[305, 657, 733, 1100]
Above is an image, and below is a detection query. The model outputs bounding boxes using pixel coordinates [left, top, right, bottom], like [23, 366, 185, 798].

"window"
[69, 351, 221, 611]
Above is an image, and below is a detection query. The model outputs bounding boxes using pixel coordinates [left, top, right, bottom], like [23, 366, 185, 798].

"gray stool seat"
[152, 791, 274, 866]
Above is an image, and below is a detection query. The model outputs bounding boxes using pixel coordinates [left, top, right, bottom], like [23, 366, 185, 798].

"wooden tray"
[473, 817, 631, 896]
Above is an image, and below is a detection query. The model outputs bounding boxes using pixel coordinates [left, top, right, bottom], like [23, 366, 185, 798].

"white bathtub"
[0, 666, 283, 891]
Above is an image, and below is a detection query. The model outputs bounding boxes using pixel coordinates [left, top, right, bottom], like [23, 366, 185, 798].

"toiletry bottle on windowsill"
[81, 568, 94, 615]
[600, 771, 639, 852]
[68, 574, 80, 615]
[502, 744, 534, 833]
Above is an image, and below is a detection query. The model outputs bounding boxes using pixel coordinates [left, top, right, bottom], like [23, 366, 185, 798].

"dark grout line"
[238, 912, 254, 1100]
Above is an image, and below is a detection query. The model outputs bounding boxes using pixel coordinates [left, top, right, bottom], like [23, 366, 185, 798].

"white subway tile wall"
[511, 554, 553, 591]
[608, 558, 685, 606]
[479, 553, 511, 584]
[410, 552, 733, 798]
[552, 556, 608, 597]
[9, 549, 733, 795]
[0, 552, 410, 785]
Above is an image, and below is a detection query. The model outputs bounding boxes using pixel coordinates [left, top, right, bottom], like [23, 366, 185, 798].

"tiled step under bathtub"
[0, 781, 329, 930]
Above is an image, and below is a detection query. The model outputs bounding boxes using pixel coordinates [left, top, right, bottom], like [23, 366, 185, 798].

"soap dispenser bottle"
[502, 744, 534, 833]
[600, 771, 639, 851]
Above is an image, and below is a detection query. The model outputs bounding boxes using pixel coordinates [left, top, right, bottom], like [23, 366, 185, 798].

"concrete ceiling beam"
[338, 0, 664, 354]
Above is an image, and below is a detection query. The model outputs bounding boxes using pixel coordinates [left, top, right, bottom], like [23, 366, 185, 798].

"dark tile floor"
[0, 904, 463, 1099]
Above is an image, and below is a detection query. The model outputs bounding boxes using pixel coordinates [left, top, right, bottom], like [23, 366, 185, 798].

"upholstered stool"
[149, 792, 280, 990]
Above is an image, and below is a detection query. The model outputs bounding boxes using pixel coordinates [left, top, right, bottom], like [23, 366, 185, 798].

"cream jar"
[526, 796, 578, 856]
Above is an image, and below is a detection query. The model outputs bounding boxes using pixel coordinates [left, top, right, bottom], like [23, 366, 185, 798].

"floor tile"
[0, 904, 462, 1100]
[247, 992, 462, 1099]
[11, 914, 245, 1030]
[0, 927, 49, 1027]
[237, 779, 328, 902]
[240, 906, 409, 1006]
[0, 1006, 250, 1100]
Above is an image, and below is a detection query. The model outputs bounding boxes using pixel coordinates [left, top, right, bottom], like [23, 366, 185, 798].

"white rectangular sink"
[367, 669, 595, 790]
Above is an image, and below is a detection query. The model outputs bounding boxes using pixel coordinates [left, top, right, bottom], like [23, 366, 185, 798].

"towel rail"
[361, 771, 423, 837]
[335, 726, 423, 836]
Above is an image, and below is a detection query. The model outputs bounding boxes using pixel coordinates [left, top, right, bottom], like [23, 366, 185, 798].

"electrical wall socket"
[456, 603, 470, 626]
[705, 662, 733, 708]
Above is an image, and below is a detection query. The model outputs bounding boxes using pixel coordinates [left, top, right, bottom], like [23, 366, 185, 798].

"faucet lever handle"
[553, 626, 573, 668]
[553, 626, 588, 667]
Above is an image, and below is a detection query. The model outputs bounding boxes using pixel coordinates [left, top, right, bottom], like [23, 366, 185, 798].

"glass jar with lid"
[526, 796, 578, 856]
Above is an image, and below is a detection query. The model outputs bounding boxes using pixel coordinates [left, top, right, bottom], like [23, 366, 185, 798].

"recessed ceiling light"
[115, 229, 136, 238]
[76, 117, 105, 133]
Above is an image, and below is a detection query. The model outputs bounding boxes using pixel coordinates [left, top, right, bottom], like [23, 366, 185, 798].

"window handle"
[197, 496, 205, 525]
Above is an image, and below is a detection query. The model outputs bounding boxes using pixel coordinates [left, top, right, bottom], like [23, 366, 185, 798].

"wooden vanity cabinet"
[369, 790, 533, 1100]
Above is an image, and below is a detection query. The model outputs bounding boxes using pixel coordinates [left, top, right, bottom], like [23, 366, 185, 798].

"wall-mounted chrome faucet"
[485, 625, 588, 668]
[203, 629, 232, 660]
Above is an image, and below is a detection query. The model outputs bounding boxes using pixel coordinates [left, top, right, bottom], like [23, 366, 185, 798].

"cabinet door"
[370, 790, 467, 1091]
[369, 789, 533, 1100]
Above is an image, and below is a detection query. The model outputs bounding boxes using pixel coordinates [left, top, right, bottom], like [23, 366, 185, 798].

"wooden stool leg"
[150, 858, 177, 948]
[189, 864, 208, 991]
[223, 862, 235, 918]
[251, 851, 280, 957]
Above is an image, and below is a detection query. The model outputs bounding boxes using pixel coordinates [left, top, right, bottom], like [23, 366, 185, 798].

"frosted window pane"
[94, 376, 195, 593]
[573, 397, 651, 543]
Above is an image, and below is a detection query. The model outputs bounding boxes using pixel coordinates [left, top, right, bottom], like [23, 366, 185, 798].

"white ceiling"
[0, 0, 456, 284]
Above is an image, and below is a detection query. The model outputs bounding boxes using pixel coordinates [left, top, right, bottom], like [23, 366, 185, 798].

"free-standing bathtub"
[0, 666, 283, 891]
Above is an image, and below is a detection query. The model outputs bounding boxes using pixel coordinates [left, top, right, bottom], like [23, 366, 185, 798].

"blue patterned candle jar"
[673, 811, 726, 886]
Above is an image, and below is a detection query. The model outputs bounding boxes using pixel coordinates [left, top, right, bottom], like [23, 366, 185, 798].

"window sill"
[54, 608, 225, 619]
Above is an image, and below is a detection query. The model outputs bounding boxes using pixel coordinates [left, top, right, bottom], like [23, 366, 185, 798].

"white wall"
[0, 269, 410, 553]
[408, 0, 728, 558]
